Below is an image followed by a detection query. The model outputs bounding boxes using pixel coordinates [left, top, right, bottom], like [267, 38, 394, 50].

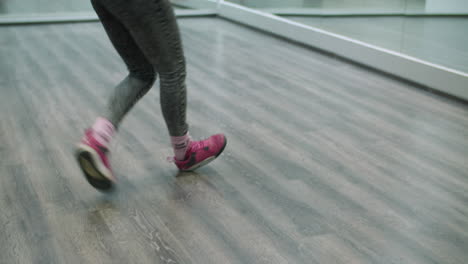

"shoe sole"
[75, 144, 114, 191]
[181, 136, 228, 172]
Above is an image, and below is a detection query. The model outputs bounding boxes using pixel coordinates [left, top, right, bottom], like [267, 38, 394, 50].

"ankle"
[91, 117, 115, 147]
[171, 132, 191, 161]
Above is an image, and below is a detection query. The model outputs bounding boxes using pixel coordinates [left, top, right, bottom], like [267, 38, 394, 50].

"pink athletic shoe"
[76, 128, 115, 191]
[174, 134, 227, 171]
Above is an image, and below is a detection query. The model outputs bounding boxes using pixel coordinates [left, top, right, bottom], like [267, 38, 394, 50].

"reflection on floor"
[287, 16, 468, 73]
[1, 17, 468, 263]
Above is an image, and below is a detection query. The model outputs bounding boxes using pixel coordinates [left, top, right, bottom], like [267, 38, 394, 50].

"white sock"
[91, 117, 115, 148]
[171, 132, 191, 161]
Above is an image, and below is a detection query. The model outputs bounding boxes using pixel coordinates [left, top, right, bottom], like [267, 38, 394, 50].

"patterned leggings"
[91, 0, 188, 136]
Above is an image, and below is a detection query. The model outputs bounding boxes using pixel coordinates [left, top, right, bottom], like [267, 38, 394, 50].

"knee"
[129, 69, 157, 86]
[158, 64, 186, 85]
[158, 55, 186, 80]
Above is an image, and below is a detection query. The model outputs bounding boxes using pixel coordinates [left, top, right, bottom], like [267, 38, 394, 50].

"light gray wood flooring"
[1, 18, 468, 264]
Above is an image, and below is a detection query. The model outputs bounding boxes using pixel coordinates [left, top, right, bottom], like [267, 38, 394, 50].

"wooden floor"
[1, 18, 468, 264]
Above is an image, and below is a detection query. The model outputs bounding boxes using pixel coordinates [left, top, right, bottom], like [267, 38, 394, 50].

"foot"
[76, 128, 115, 191]
[174, 134, 227, 171]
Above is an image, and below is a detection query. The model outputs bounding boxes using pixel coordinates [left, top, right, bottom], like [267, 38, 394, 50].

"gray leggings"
[91, 0, 188, 136]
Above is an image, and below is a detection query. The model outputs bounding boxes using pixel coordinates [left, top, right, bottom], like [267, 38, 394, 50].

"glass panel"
[226, 0, 468, 73]
[423, 0, 468, 13]
[171, 0, 218, 10]
[226, 0, 407, 13]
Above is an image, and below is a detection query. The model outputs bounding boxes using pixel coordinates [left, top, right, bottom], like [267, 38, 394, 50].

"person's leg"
[91, 0, 157, 128]
[100, 0, 188, 137]
[101, 0, 226, 170]
[76, 0, 157, 190]
[78, 0, 226, 185]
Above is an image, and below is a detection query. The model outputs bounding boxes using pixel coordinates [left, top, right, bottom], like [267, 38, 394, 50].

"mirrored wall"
[226, 0, 468, 74]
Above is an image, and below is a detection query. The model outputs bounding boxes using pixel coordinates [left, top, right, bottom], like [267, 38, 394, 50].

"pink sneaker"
[174, 134, 227, 171]
[76, 129, 115, 190]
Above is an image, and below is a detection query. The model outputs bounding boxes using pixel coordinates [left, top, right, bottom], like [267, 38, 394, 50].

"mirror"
[226, 0, 468, 74]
